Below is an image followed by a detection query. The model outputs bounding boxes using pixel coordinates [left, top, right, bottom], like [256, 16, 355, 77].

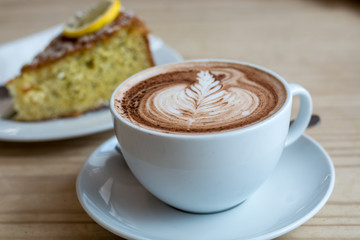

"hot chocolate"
[114, 61, 287, 134]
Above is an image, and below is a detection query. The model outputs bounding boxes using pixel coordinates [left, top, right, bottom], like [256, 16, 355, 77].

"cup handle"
[285, 83, 313, 147]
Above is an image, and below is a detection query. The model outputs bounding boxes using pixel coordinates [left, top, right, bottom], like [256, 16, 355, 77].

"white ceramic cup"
[110, 59, 312, 213]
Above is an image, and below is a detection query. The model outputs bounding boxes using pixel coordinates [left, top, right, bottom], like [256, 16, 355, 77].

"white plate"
[0, 26, 183, 142]
[76, 135, 335, 240]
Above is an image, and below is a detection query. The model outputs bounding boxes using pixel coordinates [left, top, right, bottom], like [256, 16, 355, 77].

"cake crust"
[21, 10, 154, 73]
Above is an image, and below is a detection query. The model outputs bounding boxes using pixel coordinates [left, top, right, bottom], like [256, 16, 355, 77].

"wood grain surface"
[0, 0, 359, 239]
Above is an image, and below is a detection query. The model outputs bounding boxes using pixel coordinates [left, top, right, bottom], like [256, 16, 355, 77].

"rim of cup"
[110, 59, 292, 139]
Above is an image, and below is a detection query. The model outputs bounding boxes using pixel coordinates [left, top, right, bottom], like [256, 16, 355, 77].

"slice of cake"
[6, 3, 154, 121]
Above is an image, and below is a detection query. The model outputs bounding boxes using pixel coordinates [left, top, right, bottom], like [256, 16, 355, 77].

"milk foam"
[115, 62, 286, 134]
[140, 70, 259, 131]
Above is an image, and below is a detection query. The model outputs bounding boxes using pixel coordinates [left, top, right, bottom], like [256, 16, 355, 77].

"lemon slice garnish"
[63, 0, 121, 38]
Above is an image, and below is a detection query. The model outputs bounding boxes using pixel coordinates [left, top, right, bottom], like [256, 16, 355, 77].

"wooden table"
[0, 0, 359, 239]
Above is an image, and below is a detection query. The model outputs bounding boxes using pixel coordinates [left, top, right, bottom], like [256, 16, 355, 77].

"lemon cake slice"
[6, 1, 154, 121]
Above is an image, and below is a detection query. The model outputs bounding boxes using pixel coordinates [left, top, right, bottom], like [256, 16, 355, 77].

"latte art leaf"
[149, 70, 259, 130]
[177, 71, 234, 121]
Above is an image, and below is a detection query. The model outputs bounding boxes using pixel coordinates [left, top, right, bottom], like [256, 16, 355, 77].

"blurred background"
[1, 0, 359, 106]
[0, 0, 359, 239]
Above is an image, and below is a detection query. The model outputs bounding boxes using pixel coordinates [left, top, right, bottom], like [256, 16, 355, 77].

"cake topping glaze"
[22, 10, 145, 72]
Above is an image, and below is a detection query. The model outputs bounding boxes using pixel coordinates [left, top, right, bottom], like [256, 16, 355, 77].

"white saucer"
[0, 26, 183, 142]
[76, 135, 335, 240]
